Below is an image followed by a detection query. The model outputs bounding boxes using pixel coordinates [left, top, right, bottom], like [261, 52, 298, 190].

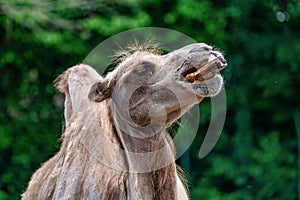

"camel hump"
[54, 64, 102, 127]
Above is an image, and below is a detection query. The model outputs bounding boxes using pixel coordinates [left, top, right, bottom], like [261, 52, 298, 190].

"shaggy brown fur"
[22, 43, 226, 200]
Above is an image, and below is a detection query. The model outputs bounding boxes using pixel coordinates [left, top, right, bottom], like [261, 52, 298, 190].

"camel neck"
[106, 104, 178, 199]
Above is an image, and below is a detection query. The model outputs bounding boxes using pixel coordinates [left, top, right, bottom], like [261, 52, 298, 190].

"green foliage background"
[1, 0, 299, 199]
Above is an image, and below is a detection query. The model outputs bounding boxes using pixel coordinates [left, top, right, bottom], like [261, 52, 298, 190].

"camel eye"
[134, 61, 154, 76]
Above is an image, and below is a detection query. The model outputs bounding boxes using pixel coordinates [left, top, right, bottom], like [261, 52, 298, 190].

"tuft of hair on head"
[211, 45, 226, 56]
[112, 38, 162, 65]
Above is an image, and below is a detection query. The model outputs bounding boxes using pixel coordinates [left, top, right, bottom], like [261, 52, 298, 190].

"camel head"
[88, 43, 227, 128]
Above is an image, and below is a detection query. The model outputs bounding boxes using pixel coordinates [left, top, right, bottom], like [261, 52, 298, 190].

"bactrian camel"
[22, 42, 227, 200]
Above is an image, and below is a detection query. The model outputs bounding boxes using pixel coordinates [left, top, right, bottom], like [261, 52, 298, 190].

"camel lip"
[174, 54, 226, 97]
[176, 56, 227, 84]
[192, 74, 223, 97]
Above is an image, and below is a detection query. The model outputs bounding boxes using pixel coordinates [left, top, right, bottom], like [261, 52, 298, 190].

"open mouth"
[177, 52, 227, 96]
[180, 55, 227, 83]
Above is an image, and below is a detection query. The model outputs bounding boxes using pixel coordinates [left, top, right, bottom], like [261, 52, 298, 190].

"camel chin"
[194, 74, 223, 97]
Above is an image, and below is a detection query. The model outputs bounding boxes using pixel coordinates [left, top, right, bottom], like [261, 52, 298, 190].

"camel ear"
[88, 79, 112, 102]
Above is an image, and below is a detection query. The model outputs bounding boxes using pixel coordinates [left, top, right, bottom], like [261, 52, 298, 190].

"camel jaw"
[176, 52, 227, 97]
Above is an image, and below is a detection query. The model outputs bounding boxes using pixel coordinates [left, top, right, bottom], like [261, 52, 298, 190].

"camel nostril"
[211, 50, 224, 58]
[220, 57, 227, 65]
[211, 51, 218, 57]
[218, 58, 227, 69]
[210, 51, 227, 68]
